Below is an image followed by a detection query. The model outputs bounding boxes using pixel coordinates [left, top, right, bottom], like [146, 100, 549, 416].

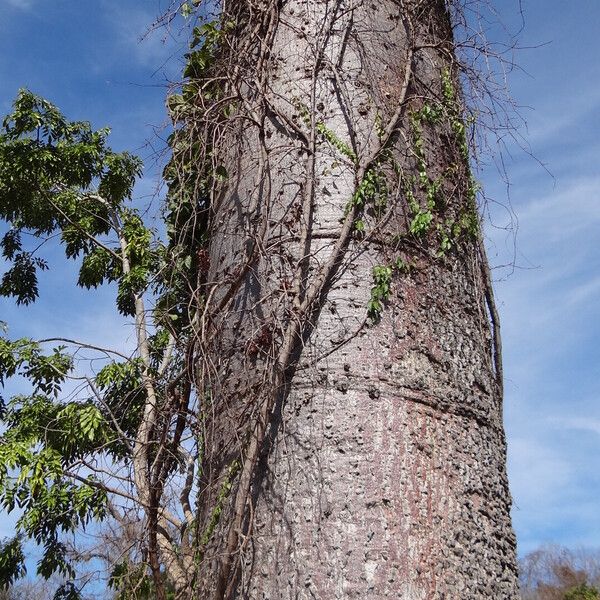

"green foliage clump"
[366, 259, 411, 322]
[0, 336, 111, 587]
[565, 584, 600, 600]
[0, 87, 201, 597]
[348, 164, 388, 215]
[402, 69, 480, 257]
[0, 89, 149, 312]
[367, 265, 393, 322]
[316, 121, 357, 161]
[198, 460, 240, 549]
[0, 91, 174, 594]
[0, 538, 25, 587]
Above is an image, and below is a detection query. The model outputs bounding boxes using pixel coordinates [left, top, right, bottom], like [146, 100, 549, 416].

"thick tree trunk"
[190, 0, 518, 597]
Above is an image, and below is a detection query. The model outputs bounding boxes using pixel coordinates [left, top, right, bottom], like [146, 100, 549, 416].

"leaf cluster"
[0, 90, 143, 307]
[0, 336, 124, 586]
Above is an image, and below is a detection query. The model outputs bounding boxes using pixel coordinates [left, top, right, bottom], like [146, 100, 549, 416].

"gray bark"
[192, 0, 518, 597]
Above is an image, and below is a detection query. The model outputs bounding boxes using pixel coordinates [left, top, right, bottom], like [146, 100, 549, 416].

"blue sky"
[0, 1, 184, 368]
[482, 0, 600, 555]
[0, 0, 598, 569]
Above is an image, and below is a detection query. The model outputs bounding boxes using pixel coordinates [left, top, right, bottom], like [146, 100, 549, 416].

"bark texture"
[190, 0, 518, 597]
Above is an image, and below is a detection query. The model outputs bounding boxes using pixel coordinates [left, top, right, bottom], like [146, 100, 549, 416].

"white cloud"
[523, 90, 600, 148]
[515, 178, 600, 238]
[100, 1, 186, 72]
[2, 0, 33, 8]
[557, 417, 600, 438]
[565, 275, 600, 307]
[489, 175, 600, 347]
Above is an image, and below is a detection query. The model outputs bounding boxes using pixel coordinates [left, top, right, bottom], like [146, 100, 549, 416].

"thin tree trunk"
[190, 0, 518, 597]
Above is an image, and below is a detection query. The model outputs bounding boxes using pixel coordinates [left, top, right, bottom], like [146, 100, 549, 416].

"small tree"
[520, 545, 600, 600]
[0, 91, 197, 599]
[565, 584, 600, 600]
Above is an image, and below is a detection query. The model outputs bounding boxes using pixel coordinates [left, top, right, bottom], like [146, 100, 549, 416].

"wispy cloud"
[2, 0, 34, 9]
[100, 1, 185, 73]
[494, 168, 600, 555]
[509, 437, 572, 506]
[565, 275, 600, 307]
[522, 89, 600, 148]
[557, 417, 600, 438]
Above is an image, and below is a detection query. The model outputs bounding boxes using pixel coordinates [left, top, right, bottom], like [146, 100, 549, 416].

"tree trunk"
[189, 0, 519, 597]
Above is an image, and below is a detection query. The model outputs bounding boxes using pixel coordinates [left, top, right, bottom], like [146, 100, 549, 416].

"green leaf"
[180, 2, 192, 18]
[53, 582, 83, 600]
[215, 165, 228, 180]
[0, 537, 26, 586]
[409, 210, 433, 237]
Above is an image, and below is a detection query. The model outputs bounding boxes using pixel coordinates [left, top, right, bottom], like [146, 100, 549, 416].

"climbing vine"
[154, 3, 508, 596]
